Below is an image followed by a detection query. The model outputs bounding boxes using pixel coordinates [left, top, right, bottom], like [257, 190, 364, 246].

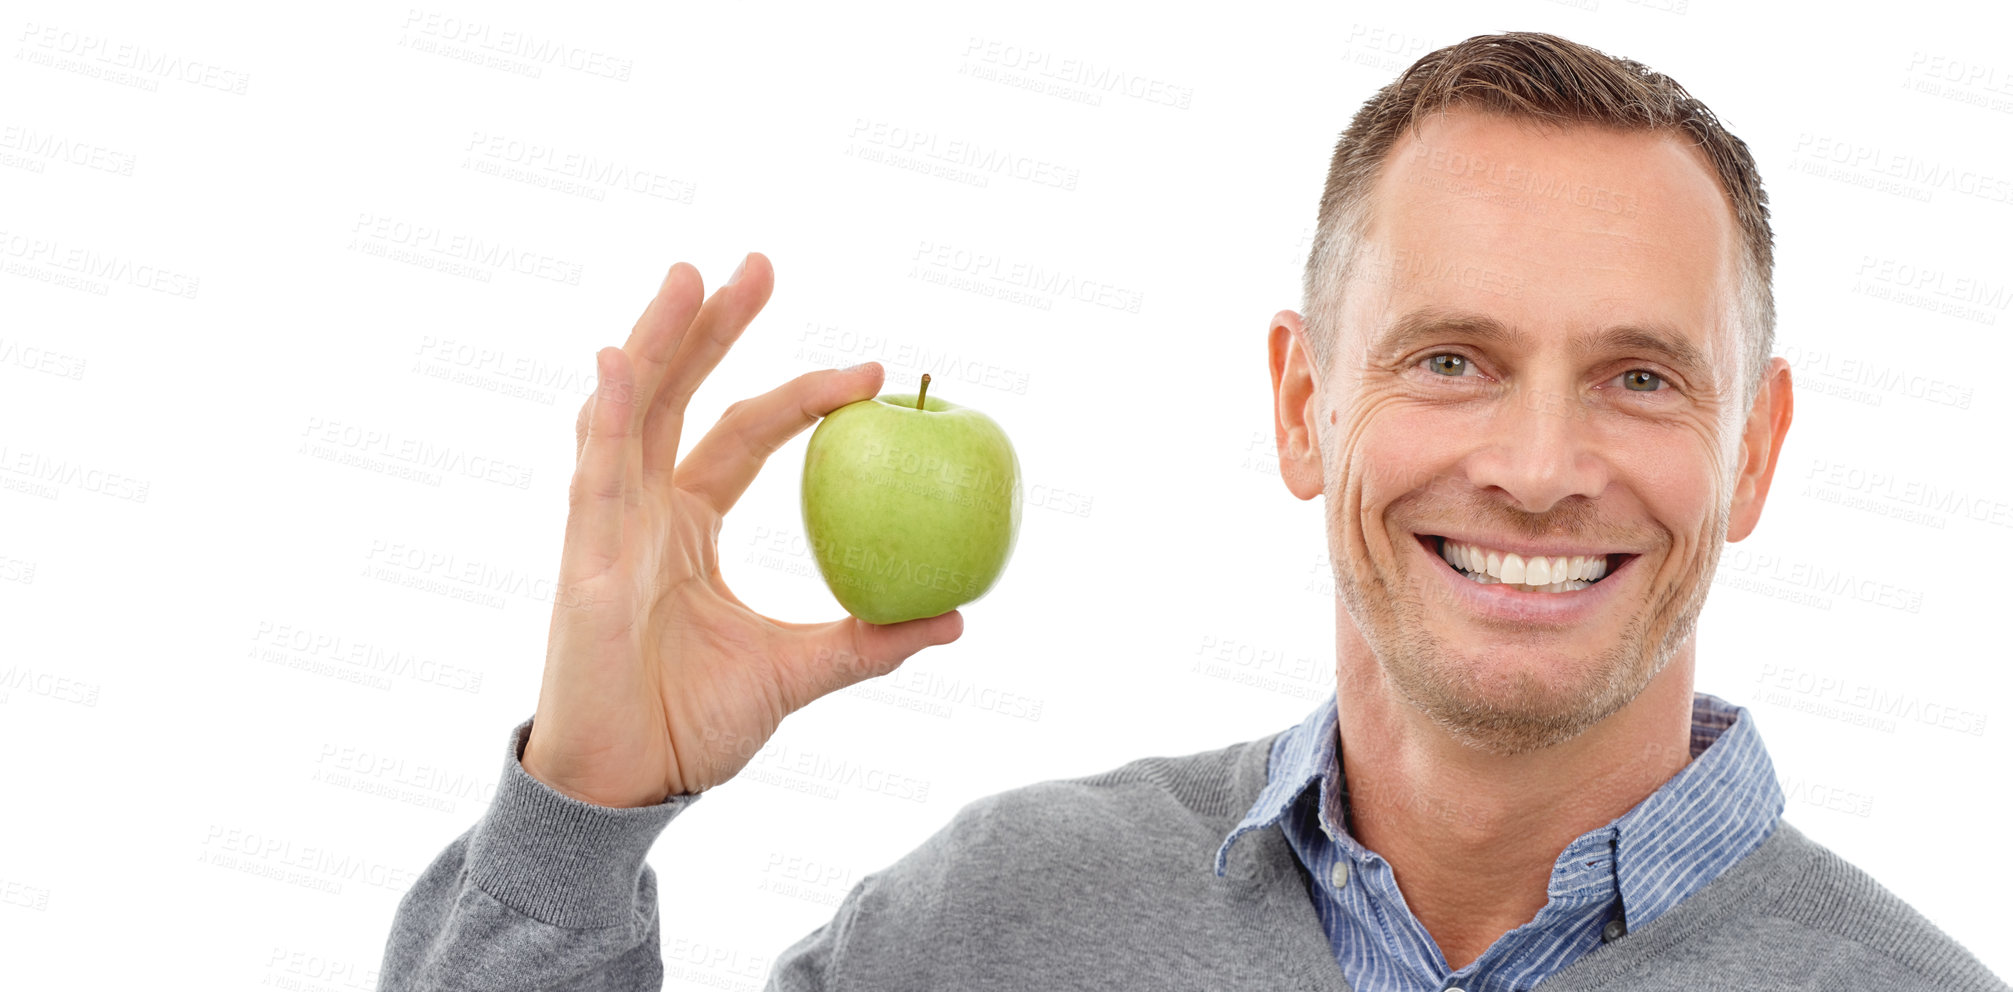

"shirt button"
[1330, 861, 1350, 887]
[1602, 918, 1628, 942]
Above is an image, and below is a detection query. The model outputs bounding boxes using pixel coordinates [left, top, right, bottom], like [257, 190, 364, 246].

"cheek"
[1339, 393, 1463, 503]
[1618, 425, 1726, 549]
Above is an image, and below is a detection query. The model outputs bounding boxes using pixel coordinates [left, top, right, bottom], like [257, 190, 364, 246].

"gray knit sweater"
[375, 716, 2007, 990]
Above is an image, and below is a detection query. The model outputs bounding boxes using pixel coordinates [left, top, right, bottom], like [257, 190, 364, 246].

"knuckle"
[566, 467, 621, 505]
[796, 370, 834, 399]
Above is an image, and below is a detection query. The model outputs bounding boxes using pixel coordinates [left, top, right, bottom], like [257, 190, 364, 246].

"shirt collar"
[1214, 692, 1342, 878]
[1609, 692, 1783, 929]
[1214, 690, 1784, 930]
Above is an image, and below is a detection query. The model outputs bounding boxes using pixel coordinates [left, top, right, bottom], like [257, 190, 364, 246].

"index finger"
[674, 362, 886, 518]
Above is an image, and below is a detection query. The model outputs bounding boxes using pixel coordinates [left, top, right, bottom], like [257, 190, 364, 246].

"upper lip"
[1420, 531, 1636, 561]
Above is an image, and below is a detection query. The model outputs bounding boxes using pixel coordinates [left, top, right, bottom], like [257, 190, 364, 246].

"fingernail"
[726, 253, 749, 286]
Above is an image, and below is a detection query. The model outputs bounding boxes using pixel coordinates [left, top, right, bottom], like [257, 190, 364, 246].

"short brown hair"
[1301, 31, 1774, 404]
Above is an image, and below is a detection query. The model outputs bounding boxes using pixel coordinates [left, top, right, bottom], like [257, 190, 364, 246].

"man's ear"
[1270, 309, 1325, 501]
[1726, 356, 1794, 542]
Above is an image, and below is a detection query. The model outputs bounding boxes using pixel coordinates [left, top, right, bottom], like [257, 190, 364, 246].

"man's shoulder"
[785, 727, 1311, 986]
[954, 727, 1281, 840]
[884, 726, 1285, 885]
[1722, 822, 2006, 989]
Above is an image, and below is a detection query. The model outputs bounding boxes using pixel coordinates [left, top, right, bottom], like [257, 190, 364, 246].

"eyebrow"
[1366, 306, 1716, 385]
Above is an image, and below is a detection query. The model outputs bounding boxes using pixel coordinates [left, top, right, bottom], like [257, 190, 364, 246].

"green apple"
[801, 374, 1021, 624]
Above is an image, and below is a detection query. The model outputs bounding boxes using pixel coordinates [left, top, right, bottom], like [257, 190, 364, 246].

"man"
[377, 32, 2005, 991]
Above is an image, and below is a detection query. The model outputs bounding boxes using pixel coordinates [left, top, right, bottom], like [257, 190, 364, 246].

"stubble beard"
[1326, 481, 1729, 757]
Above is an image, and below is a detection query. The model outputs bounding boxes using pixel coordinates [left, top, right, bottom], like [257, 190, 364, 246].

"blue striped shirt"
[1214, 692, 1785, 992]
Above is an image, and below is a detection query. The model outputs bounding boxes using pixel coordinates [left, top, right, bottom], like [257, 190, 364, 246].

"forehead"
[1346, 108, 1743, 375]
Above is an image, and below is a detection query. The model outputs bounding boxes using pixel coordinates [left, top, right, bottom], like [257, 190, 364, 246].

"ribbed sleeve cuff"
[463, 715, 698, 928]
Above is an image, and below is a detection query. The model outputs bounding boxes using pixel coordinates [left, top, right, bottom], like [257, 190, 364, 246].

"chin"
[1373, 604, 1667, 756]
[1328, 529, 1691, 754]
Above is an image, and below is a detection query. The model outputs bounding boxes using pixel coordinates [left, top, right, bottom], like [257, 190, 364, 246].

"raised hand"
[520, 254, 965, 808]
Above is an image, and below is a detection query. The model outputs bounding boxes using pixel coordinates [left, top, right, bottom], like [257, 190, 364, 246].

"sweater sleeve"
[375, 716, 695, 992]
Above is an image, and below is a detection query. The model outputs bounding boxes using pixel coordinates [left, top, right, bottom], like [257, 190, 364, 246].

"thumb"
[853, 608, 964, 667]
[797, 610, 965, 700]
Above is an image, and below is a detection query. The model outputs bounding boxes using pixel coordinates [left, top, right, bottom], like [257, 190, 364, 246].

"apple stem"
[916, 373, 930, 409]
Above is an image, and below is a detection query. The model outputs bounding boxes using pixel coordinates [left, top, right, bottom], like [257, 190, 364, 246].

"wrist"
[522, 736, 668, 808]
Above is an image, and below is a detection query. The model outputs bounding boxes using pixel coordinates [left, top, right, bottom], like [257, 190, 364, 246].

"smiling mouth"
[1417, 535, 1637, 594]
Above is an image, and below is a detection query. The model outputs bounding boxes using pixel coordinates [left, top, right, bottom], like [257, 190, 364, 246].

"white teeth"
[1437, 538, 1615, 592]
[1525, 556, 1551, 585]
[1461, 570, 1590, 593]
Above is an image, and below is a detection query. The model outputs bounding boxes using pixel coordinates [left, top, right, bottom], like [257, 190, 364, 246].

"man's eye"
[1423, 354, 1471, 376]
[1620, 369, 1665, 392]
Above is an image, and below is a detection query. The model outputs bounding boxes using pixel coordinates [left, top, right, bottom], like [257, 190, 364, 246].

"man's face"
[1288, 108, 1784, 754]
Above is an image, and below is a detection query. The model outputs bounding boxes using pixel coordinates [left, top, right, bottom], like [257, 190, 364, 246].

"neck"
[1332, 631, 1697, 970]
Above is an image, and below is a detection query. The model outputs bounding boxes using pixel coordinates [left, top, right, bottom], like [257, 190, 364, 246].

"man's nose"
[1462, 381, 1610, 513]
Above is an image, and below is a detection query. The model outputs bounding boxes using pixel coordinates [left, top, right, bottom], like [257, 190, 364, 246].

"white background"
[3, 0, 2010, 987]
